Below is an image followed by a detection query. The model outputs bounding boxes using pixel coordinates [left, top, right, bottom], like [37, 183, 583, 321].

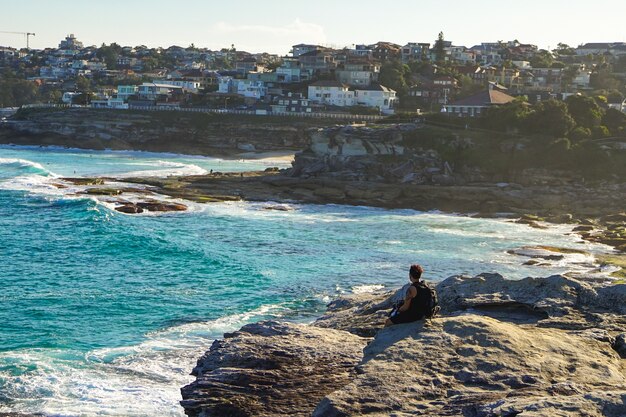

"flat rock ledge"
[181, 274, 626, 417]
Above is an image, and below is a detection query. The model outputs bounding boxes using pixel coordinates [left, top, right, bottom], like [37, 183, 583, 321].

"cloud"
[210, 19, 327, 54]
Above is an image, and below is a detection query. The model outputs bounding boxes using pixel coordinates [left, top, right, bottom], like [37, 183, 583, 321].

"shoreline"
[107, 171, 626, 255]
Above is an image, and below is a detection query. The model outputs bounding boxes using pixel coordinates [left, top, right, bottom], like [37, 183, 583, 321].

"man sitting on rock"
[385, 264, 437, 327]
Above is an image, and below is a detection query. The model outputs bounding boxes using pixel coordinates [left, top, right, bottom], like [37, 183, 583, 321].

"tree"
[606, 90, 624, 104]
[0, 77, 39, 107]
[457, 75, 483, 99]
[590, 68, 621, 91]
[553, 43, 575, 56]
[561, 65, 580, 91]
[96, 43, 122, 70]
[434, 32, 446, 64]
[379, 60, 409, 96]
[565, 95, 603, 128]
[530, 49, 554, 68]
[602, 108, 626, 134]
[480, 98, 531, 132]
[75, 75, 92, 92]
[527, 99, 575, 137]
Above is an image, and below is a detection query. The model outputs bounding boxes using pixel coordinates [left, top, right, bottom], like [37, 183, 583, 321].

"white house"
[307, 80, 355, 107]
[218, 77, 235, 94]
[61, 92, 81, 104]
[137, 83, 183, 101]
[218, 77, 266, 99]
[235, 79, 267, 99]
[152, 79, 200, 93]
[354, 84, 397, 114]
[91, 98, 129, 109]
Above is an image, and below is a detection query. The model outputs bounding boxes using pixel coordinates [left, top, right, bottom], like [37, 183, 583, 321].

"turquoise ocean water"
[0, 145, 612, 416]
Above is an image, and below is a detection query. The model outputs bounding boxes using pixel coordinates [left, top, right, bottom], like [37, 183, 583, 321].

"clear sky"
[1, 0, 625, 54]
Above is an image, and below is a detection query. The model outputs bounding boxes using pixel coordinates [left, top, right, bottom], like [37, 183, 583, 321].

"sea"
[0, 145, 614, 416]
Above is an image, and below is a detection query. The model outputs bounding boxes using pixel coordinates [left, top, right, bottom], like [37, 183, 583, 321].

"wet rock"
[262, 204, 294, 211]
[507, 245, 589, 262]
[602, 213, 626, 223]
[64, 177, 105, 186]
[84, 187, 122, 196]
[573, 225, 595, 232]
[135, 201, 187, 212]
[115, 204, 144, 214]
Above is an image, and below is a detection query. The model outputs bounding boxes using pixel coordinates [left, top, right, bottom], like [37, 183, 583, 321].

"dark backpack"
[415, 281, 440, 319]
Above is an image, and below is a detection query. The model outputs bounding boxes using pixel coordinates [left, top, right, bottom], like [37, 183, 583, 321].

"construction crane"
[0, 31, 36, 49]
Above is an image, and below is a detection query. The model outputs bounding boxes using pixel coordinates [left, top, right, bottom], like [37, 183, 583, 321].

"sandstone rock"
[314, 314, 626, 417]
[180, 321, 367, 417]
[183, 274, 626, 417]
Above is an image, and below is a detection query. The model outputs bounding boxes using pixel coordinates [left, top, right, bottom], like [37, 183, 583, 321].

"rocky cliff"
[181, 273, 626, 417]
[0, 108, 334, 155]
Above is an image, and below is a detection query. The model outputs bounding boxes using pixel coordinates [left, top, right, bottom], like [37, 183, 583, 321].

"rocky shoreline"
[180, 273, 626, 416]
[3, 110, 626, 415]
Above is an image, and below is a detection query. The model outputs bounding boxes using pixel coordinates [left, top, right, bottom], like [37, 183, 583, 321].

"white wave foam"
[112, 161, 208, 178]
[351, 284, 385, 294]
[0, 175, 74, 196]
[0, 304, 291, 417]
[0, 157, 57, 177]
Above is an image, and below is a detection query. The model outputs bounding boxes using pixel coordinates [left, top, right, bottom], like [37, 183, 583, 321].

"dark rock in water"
[573, 225, 595, 232]
[180, 321, 367, 417]
[135, 201, 187, 212]
[84, 187, 122, 196]
[515, 218, 548, 229]
[64, 177, 105, 186]
[115, 204, 143, 214]
[114, 201, 187, 213]
[262, 204, 293, 211]
[602, 213, 626, 223]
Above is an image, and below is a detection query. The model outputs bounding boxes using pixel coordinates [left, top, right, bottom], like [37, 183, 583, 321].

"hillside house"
[354, 84, 397, 114]
[271, 93, 312, 113]
[116, 85, 138, 101]
[443, 89, 515, 117]
[298, 50, 336, 75]
[307, 80, 355, 107]
[137, 83, 183, 102]
[336, 59, 380, 87]
[276, 58, 312, 83]
[291, 44, 325, 57]
[371, 42, 401, 61]
[401, 43, 430, 63]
